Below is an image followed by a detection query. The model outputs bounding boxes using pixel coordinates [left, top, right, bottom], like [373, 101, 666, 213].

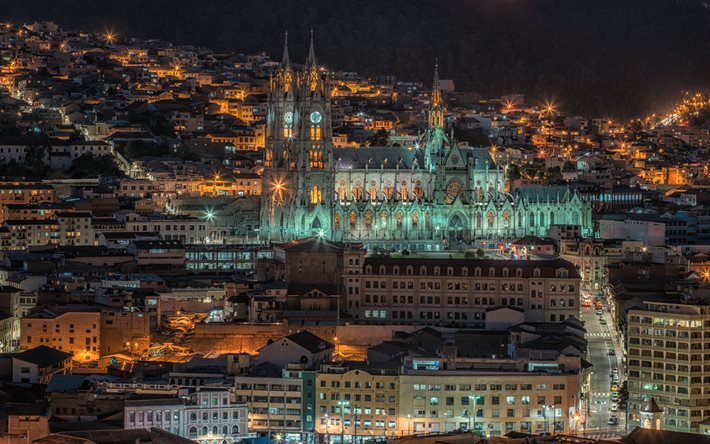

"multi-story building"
[626, 299, 710, 434]
[19, 306, 101, 363]
[233, 368, 306, 438]
[0, 181, 55, 206]
[123, 388, 249, 442]
[315, 363, 400, 443]
[55, 211, 94, 246]
[123, 214, 210, 244]
[559, 238, 633, 295]
[397, 355, 583, 437]
[349, 257, 581, 326]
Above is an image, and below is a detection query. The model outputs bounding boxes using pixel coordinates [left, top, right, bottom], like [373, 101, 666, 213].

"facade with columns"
[260, 35, 592, 249]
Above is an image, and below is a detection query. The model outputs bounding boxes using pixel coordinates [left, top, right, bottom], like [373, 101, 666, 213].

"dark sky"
[4, 0, 710, 118]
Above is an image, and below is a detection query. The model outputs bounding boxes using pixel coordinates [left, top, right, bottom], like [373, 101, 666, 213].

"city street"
[580, 297, 625, 435]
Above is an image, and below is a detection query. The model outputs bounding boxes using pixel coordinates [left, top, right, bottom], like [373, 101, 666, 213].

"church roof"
[333, 147, 424, 170]
[459, 146, 496, 170]
[514, 186, 573, 201]
[642, 397, 663, 413]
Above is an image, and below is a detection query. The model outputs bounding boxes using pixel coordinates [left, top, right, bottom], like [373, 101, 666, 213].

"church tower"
[261, 31, 334, 241]
[425, 59, 447, 171]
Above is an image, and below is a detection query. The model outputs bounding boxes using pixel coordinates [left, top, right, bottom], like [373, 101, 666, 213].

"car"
[608, 417, 618, 426]
[610, 404, 618, 412]
[596, 309, 603, 315]
[583, 299, 593, 307]
[608, 349, 616, 356]
[610, 412, 619, 419]
[611, 394, 620, 402]
[611, 384, 619, 392]
[600, 318, 607, 325]
[612, 367, 619, 373]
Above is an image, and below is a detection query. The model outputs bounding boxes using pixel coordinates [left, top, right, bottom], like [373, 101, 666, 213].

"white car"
[610, 404, 618, 412]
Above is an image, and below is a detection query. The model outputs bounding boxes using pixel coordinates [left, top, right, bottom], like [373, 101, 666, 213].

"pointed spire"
[280, 30, 290, 67]
[432, 58, 442, 107]
[306, 28, 317, 65]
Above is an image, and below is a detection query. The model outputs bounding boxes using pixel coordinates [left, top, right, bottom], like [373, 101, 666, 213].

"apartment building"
[0, 181, 55, 205]
[234, 369, 306, 437]
[349, 257, 581, 327]
[123, 214, 210, 244]
[626, 300, 710, 434]
[55, 211, 94, 246]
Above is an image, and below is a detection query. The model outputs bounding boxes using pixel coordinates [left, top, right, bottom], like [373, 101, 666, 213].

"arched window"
[379, 265, 386, 275]
[190, 413, 197, 421]
[550, 211, 555, 225]
[412, 212, 419, 228]
[232, 425, 240, 435]
[419, 266, 427, 275]
[396, 211, 403, 228]
[189, 427, 198, 439]
[529, 212, 535, 227]
[380, 212, 388, 227]
[202, 426, 208, 435]
[539, 211, 545, 226]
[369, 180, 378, 201]
[393, 265, 400, 275]
[212, 426, 219, 435]
[365, 211, 373, 228]
[334, 212, 341, 230]
[502, 267, 509, 277]
[406, 266, 413, 275]
[489, 267, 495, 277]
[487, 211, 495, 227]
[349, 211, 357, 229]
[310, 185, 321, 204]
[310, 125, 322, 140]
[433, 266, 440, 276]
[222, 426, 229, 435]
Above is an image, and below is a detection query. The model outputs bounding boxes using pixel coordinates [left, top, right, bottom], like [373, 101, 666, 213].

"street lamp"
[324, 413, 329, 444]
[469, 395, 482, 435]
[338, 400, 350, 444]
[406, 414, 411, 436]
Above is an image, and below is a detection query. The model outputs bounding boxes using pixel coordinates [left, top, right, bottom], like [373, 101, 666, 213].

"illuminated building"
[19, 306, 101, 364]
[626, 300, 710, 434]
[315, 363, 400, 443]
[260, 36, 592, 248]
[350, 257, 581, 325]
[397, 356, 582, 436]
[123, 388, 249, 442]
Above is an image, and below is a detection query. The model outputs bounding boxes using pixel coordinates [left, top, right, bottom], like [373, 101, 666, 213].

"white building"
[124, 388, 249, 443]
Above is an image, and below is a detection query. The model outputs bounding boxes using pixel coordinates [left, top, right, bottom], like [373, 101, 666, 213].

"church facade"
[260, 35, 592, 250]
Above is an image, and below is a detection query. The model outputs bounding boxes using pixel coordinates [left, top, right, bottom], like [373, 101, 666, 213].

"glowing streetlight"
[316, 228, 325, 239]
[204, 209, 215, 221]
[104, 31, 116, 44]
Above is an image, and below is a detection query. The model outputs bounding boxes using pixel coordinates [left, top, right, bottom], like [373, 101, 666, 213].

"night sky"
[4, 0, 710, 118]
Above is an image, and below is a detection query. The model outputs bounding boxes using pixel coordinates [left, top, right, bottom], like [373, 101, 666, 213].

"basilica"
[259, 35, 592, 250]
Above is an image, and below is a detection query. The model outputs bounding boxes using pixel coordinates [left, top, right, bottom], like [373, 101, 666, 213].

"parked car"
[608, 349, 616, 356]
[600, 318, 607, 325]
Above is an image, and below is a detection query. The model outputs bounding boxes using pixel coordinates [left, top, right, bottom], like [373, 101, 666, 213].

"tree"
[67, 154, 122, 178]
[24, 142, 49, 177]
[366, 129, 390, 147]
[617, 381, 629, 411]
[506, 163, 521, 180]
[464, 251, 476, 259]
[562, 161, 576, 172]
[475, 248, 485, 258]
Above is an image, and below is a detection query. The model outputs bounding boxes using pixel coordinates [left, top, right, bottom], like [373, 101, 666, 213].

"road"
[580, 297, 625, 434]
